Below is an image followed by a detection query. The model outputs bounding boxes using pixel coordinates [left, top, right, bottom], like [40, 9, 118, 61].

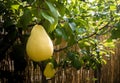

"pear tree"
[0, 0, 120, 83]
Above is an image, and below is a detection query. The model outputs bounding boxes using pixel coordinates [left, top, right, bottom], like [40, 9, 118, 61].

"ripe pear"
[26, 24, 53, 62]
[43, 62, 56, 79]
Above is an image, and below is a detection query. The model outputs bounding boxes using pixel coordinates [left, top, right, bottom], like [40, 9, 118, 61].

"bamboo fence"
[0, 41, 120, 83]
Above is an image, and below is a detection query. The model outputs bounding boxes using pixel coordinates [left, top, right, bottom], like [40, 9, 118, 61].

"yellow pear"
[43, 62, 56, 79]
[26, 24, 53, 62]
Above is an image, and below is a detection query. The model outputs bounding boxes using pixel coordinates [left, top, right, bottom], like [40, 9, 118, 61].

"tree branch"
[54, 18, 113, 52]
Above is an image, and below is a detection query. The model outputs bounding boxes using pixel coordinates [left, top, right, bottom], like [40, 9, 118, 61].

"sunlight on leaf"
[41, 11, 54, 24]
[78, 19, 89, 29]
[69, 22, 76, 31]
[49, 20, 58, 32]
[11, 4, 20, 10]
[101, 59, 107, 64]
[45, 1, 59, 32]
[103, 41, 115, 48]
[45, 1, 59, 18]
[110, 5, 116, 11]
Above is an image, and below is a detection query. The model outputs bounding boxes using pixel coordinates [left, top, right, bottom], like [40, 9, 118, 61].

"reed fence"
[0, 41, 120, 83]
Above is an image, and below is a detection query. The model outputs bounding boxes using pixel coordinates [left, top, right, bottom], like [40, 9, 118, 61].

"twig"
[54, 18, 113, 52]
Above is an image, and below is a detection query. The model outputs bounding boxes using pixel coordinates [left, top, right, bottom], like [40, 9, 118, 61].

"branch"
[82, 21, 110, 39]
[54, 19, 112, 52]
[54, 43, 75, 52]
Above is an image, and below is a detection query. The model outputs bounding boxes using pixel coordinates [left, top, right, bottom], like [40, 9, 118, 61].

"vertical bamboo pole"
[38, 62, 48, 83]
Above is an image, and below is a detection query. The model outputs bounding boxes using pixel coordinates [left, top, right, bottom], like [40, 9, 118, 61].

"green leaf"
[78, 40, 91, 48]
[69, 22, 76, 31]
[55, 27, 68, 40]
[31, 8, 42, 19]
[71, 58, 82, 70]
[41, 11, 54, 24]
[64, 22, 73, 35]
[67, 52, 76, 60]
[103, 41, 115, 48]
[76, 27, 86, 34]
[11, 4, 20, 10]
[101, 59, 107, 64]
[49, 20, 58, 32]
[55, 28, 63, 36]
[78, 19, 89, 29]
[44, 1, 59, 32]
[26, 0, 35, 4]
[56, 2, 65, 16]
[111, 22, 120, 39]
[99, 51, 107, 56]
[45, 1, 59, 19]
[18, 8, 32, 29]
[55, 36, 62, 45]
[110, 5, 116, 11]
[67, 52, 82, 70]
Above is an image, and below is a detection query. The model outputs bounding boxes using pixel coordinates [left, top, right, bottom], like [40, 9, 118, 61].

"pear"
[43, 62, 56, 79]
[26, 24, 53, 62]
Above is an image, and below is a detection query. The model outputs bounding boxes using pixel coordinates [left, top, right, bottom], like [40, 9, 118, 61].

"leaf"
[55, 27, 68, 40]
[49, 20, 58, 32]
[71, 0, 76, 4]
[67, 52, 82, 70]
[99, 51, 107, 56]
[45, 1, 59, 19]
[69, 22, 76, 31]
[78, 19, 89, 29]
[67, 52, 76, 60]
[45, 1, 59, 32]
[18, 8, 32, 29]
[11, 4, 20, 10]
[26, 0, 35, 4]
[64, 22, 73, 35]
[55, 28, 63, 36]
[111, 23, 120, 39]
[103, 41, 115, 48]
[56, 2, 65, 16]
[68, 34, 76, 46]
[41, 11, 54, 24]
[101, 59, 107, 64]
[55, 36, 62, 45]
[78, 40, 91, 48]
[76, 27, 86, 34]
[110, 5, 116, 11]
[31, 8, 41, 19]
[71, 58, 82, 70]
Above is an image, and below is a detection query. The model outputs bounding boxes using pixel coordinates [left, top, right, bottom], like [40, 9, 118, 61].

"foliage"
[0, 0, 120, 79]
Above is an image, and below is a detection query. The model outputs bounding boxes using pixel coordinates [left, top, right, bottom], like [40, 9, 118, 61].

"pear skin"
[44, 62, 56, 79]
[26, 25, 53, 62]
